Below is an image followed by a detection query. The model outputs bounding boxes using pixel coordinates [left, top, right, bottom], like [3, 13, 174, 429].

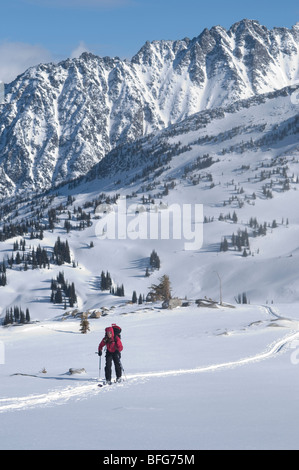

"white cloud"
[70, 41, 90, 59]
[0, 41, 53, 83]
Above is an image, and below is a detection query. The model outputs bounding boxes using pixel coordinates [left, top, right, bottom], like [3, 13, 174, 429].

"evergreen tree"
[20, 310, 25, 324]
[69, 282, 77, 307]
[132, 291, 137, 303]
[0, 273, 7, 286]
[54, 287, 63, 304]
[148, 275, 172, 302]
[150, 250, 160, 270]
[80, 314, 90, 334]
[100, 270, 106, 290]
[100, 270, 112, 291]
[25, 308, 30, 323]
[57, 271, 65, 285]
[53, 237, 71, 265]
[220, 237, 229, 252]
[13, 306, 20, 323]
[115, 284, 125, 297]
[3, 309, 10, 325]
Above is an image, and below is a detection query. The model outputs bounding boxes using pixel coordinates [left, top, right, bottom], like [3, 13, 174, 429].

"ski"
[97, 381, 108, 387]
[97, 380, 114, 387]
[98, 379, 124, 387]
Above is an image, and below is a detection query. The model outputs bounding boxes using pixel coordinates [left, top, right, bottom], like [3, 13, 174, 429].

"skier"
[98, 326, 123, 384]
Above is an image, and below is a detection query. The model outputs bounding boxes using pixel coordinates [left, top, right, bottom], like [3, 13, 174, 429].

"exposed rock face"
[0, 20, 298, 196]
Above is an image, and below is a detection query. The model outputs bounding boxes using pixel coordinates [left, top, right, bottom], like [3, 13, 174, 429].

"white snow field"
[1, 82, 299, 451]
[1, 302, 299, 450]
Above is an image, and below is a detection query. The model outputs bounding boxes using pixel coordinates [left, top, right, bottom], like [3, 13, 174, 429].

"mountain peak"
[0, 20, 298, 197]
[231, 18, 261, 28]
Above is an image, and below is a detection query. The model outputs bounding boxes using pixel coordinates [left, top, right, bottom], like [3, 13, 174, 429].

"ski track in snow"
[1, 322, 298, 414]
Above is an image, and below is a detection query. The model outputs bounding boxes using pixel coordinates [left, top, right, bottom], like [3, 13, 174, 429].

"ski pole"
[99, 354, 102, 380]
[95, 352, 101, 381]
[119, 358, 127, 381]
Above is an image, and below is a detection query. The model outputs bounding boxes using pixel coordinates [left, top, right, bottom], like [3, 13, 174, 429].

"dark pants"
[105, 351, 122, 381]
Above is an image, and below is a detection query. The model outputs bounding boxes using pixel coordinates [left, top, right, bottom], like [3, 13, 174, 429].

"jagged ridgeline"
[0, 20, 298, 196]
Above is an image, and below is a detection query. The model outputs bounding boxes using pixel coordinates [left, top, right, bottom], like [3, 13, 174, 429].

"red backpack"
[111, 323, 121, 339]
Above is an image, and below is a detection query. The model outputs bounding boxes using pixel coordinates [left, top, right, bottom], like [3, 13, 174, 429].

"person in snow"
[98, 326, 123, 384]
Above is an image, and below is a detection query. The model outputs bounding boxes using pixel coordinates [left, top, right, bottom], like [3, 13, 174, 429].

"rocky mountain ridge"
[0, 19, 298, 196]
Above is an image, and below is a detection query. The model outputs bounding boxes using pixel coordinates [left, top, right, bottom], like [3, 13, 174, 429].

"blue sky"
[0, 0, 298, 82]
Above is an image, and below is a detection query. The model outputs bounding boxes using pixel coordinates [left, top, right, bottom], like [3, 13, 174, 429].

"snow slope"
[0, 65, 299, 451]
[1, 303, 299, 450]
[1, 84, 297, 318]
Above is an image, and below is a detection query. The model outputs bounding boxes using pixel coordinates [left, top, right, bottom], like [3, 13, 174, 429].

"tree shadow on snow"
[123, 257, 149, 277]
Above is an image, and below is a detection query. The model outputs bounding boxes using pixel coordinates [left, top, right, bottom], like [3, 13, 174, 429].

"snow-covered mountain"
[0, 19, 298, 196]
[1, 20, 299, 451]
[79, 84, 299, 187]
[1, 82, 298, 310]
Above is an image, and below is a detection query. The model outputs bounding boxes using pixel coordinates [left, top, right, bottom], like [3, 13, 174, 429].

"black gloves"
[98, 350, 102, 356]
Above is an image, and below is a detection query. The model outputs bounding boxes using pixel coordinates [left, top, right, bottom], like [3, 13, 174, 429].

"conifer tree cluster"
[13, 239, 26, 251]
[149, 250, 160, 270]
[219, 214, 283, 254]
[220, 237, 229, 252]
[53, 237, 71, 265]
[112, 284, 125, 297]
[220, 229, 250, 253]
[0, 216, 46, 242]
[3, 306, 30, 326]
[0, 273, 7, 286]
[100, 271, 112, 291]
[231, 229, 250, 251]
[7, 243, 50, 270]
[131, 291, 144, 304]
[249, 218, 269, 236]
[0, 190, 121, 243]
[50, 271, 77, 307]
[1, 236, 75, 275]
[235, 292, 249, 304]
[0, 260, 7, 286]
[0, 222, 27, 241]
[145, 250, 161, 276]
[100, 270, 125, 296]
[218, 211, 238, 223]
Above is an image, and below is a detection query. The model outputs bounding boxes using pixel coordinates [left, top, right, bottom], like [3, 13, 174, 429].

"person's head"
[105, 327, 114, 339]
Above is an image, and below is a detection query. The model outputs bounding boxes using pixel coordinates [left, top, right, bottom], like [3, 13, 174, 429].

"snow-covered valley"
[0, 19, 299, 451]
[2, 303, 299, 450]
